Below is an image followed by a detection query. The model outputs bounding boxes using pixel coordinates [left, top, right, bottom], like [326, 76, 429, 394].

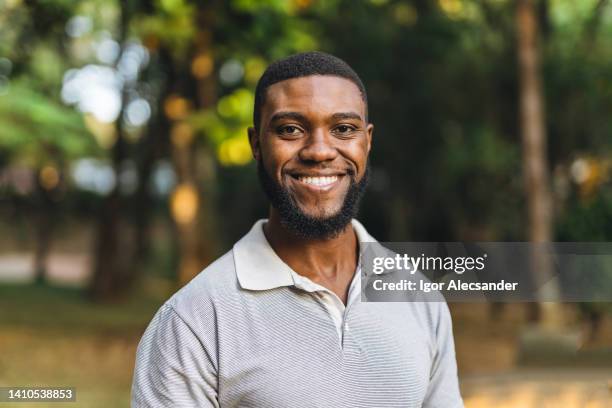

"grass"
[0, 283, 167, 333]
[0, 281, 169, 408]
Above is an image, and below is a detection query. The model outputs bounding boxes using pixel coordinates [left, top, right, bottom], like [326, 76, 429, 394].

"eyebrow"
[268, 111, 364, 124]
[269, 111, 307, 124]
[331, 112, 363, 121]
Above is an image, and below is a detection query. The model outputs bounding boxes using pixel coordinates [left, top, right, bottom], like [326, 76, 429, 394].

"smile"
[297, 175, 339, 187]
[288, 173, 346, 193]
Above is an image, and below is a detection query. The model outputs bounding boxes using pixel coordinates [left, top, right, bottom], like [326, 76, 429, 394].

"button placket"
[290, 269, 360, 350]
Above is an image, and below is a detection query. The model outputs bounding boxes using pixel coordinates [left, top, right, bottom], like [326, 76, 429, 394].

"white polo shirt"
[132, 219, 464, 407]
[289, 261, 361, 343]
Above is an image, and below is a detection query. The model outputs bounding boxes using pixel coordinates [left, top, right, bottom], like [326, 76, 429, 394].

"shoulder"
[163, 250, 239, 324]
[395, 300, 454, 363]
[417, 300, 453, 334]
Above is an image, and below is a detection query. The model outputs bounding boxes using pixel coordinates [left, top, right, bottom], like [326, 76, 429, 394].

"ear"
[365, 123, 374, 154]
[248, 127, 261, 161]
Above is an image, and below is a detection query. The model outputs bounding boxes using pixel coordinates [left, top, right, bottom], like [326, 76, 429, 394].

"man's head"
[249, 51, 373, 240]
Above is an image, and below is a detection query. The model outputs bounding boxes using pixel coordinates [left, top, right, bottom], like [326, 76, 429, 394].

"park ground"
[0, 281, 611, 408]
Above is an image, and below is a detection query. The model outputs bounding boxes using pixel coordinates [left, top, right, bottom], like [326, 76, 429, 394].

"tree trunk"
[89, 3, 134, 300]
[90, 186, 126, 299]
[133, 93, 166, 268]
[169, 7, 219, 286]
[33, 167, 54, 284]
[90, 120, 136, 300]
[516, 0, 562, 327]
[33, 210, 51, 284]
[193, 9, 220, 272]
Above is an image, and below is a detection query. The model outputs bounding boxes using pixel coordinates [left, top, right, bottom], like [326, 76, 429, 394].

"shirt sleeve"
[422, 302, 464, 408]
[131, 304, 219, 408]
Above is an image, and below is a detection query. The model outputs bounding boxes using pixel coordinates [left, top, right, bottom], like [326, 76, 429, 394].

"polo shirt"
[288, 260, 361, 343]
[131, 219, 464, 408]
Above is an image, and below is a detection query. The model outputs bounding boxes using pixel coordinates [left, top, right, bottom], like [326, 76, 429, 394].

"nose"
[298, 129, 338, 163]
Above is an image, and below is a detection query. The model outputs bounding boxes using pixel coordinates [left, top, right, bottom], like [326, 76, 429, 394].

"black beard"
[257, 159, 369, 240]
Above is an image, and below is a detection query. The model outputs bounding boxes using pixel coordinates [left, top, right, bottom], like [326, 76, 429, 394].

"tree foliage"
[0, 0, 610, 294]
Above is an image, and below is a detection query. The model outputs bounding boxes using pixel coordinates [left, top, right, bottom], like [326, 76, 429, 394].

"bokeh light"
[39, 165, 60, 190]
[125, 98, 151, 127]
[170, 183, 199, 224]
[217, 134, 252, 167]
[61, 65, 123, 123]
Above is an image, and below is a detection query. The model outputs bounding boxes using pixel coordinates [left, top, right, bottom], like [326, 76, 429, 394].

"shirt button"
[344, 323, 350, 332]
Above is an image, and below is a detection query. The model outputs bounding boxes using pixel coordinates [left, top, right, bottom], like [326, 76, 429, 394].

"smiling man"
[132, 52, 463, 408]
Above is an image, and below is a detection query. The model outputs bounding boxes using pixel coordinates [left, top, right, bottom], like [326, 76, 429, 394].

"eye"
[333, 124, 357, 135]
[278, 125, 303, 137]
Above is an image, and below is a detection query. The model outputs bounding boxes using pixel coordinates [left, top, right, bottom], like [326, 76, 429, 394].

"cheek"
[262, 139, 300, 174]
[261, 142, 289, 179]
[341, 141, 369, 171]
[261, 155, 281, 181]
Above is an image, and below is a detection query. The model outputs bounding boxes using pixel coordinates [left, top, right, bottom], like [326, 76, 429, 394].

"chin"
[298, 206, 343, 221]
[292, 195, 346, 218]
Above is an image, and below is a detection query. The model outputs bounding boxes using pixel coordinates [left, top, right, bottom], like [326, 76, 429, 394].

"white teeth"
[298, 176, 339, 186]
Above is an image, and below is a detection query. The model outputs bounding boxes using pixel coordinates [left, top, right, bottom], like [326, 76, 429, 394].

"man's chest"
[214, 298, 433, 407]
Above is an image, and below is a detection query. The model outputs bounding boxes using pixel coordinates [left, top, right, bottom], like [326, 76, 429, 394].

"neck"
[263, 207, 359, 288]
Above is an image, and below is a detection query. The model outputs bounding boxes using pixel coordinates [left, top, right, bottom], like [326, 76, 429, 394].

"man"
[132, 51, 463, 407]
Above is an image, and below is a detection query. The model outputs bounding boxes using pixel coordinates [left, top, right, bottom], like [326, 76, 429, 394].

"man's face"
[249, 75, 373, 238]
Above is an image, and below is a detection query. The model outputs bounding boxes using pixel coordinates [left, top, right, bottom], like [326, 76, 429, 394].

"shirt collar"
[233, 219, 377, 291]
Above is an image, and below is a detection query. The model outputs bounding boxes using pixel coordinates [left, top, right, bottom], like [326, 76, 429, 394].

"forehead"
[263, 75, 365, 118]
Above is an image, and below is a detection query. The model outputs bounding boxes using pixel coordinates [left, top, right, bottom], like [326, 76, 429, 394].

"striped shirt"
[288, 261, 361, 343]
[131, 219, 464, 407]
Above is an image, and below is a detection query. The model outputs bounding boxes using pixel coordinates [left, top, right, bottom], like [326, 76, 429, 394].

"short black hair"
[253, 51, 368, 132]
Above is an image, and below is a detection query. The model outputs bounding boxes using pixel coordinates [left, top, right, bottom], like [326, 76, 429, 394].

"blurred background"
[0, 0, 611, 407]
